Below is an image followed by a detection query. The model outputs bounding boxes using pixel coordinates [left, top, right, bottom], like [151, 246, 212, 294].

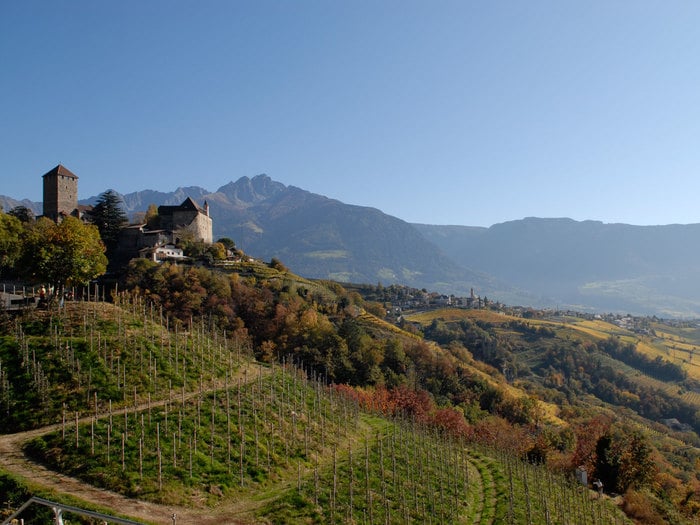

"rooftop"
[42, 164, 78, 179]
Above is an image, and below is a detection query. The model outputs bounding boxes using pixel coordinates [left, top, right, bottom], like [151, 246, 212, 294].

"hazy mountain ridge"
[415, 218, 700, 316]
[0, 196, 41, 216]
[204, 176, 502, 295]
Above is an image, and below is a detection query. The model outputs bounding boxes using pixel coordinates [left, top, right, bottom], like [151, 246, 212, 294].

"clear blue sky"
[2, 1, 700, 227]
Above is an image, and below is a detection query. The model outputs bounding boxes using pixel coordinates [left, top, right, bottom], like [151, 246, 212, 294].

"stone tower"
[42, 164, 78, 221]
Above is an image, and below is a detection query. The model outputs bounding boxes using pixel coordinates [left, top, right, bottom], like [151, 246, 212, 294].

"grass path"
[0, 361, 267, 525]
[467, 451, 498, 525]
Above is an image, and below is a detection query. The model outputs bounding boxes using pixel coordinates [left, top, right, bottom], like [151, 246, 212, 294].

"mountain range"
[3, 175, 700, 317]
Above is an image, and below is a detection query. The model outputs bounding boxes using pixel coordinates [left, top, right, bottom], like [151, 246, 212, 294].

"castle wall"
[158, 202, 213, 244]
[176, 211, 212, 243]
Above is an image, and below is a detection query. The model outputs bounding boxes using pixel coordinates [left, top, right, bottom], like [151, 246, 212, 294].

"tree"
[88, 190, 128, 252]
[144, 204, 159, 229]
[269, 257, 287, 272]
[8, 205, 34, 223]
[595, 425, 656, 493]
[208, 242, 227, 261]
[0, 212, 23, 278]
[20, 217, 107, 301]
[217, 237, 235, 250]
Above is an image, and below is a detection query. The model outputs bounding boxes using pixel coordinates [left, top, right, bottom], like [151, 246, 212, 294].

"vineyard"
[0, 298, 632, 523]
[0, 295, 250, 434]
[23, 365, 630, 524]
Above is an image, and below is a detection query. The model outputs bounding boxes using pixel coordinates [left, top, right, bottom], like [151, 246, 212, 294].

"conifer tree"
[88, 190, 128, 252]
[8, 205, 35, 223]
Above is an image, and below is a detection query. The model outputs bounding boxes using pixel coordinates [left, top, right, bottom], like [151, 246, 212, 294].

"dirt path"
[0, 362, 267, 525]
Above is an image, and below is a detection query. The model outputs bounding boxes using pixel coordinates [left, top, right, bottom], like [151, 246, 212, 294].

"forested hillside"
[2, 255, 698, 523]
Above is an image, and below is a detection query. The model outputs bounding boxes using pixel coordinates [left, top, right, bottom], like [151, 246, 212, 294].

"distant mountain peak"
[216, 175, 286, 206]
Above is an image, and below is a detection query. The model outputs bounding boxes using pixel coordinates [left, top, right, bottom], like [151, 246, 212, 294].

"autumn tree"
[208, 242, 227, 261]
[144, 203, 160, 229]
[20, 217, 108, 300]
[594, 424, 656, 493]
[269, 257, 287, 272]
[0, 212, 23, 278]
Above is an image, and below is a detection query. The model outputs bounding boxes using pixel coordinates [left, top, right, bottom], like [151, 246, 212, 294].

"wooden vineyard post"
[331, 444, 337, 521]
[524, 460, 532, 525]
[210, 395, 215, 466]
[189, 435, 193, 479]
[226, 387, 231, 473]
[314, 454, 319, 507]
[253, 411, 259, 468]
[348, 446, 354, 522]
[365, 438, 373, 525]
[157, 422, 162, 490]
[240, 435, 245, 487]
[266, 436, 271, 473]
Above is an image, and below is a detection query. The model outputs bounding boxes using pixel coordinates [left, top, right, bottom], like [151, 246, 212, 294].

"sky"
[2, 1, 700, 227]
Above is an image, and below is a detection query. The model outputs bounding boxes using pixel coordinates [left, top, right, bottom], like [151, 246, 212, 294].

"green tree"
[21, 217, 107, 301]
[8, 205, 35, 223]
[217, 237, 235, 250]
[0, 212, 23, 277]
[88, 190, 127, 252]
[176, 230, 209, 258]
[595, 425, 656, 493]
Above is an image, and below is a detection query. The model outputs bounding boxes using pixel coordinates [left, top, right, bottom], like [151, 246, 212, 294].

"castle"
[40, 164, 213, 260]
[158, 197, 212, 244]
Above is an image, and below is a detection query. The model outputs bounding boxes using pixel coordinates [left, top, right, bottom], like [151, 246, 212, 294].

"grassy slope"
[0, 299, 631, 524]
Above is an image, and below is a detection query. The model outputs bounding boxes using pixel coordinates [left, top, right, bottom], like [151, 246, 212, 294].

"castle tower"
[42, 164, 78, 221]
